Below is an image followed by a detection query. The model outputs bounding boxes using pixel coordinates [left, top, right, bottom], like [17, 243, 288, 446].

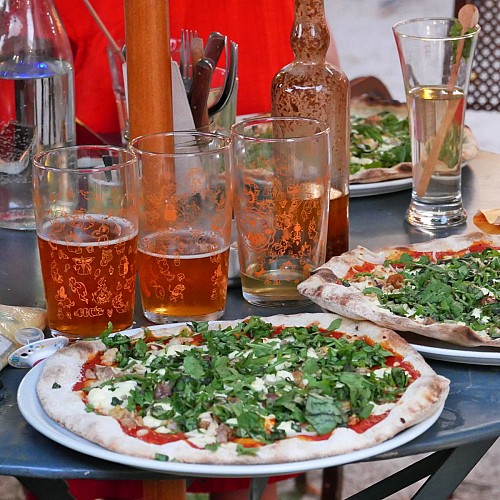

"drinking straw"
[416, 5, 479, 198]
[82, 0, 125, 63]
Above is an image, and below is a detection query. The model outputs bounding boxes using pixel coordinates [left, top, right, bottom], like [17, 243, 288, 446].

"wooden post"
[123, 2, 182, 498]
[124, 0, 174, 140]
[144, 479, 186, 500]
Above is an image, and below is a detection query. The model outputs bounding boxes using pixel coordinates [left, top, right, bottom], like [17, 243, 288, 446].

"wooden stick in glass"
[123, 5, 181, 497]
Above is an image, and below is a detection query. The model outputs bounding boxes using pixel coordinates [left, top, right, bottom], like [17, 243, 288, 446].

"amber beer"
[326, 189, 349, 260]
[240, 181, 328, 305]
[138, 231, 229, 322]
[37, 215, 137, 338]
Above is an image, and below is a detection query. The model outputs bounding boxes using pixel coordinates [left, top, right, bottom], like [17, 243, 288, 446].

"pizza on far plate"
[36, 313, 448, 465]
[349, 96, 479, 184]
[298, 233, 500, 348]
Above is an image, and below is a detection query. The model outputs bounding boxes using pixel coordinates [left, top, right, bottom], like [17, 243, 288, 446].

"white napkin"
[171, 60, 195, 131]
[122, 60, 195, 131]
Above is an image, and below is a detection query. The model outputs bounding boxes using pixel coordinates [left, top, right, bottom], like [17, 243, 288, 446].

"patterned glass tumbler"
[130, 131, 233, 323]
[231, 116, 331, 307]
[33, 146, 139, 339]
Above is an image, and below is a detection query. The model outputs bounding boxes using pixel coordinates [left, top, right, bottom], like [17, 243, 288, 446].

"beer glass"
[33, 146, 139, 339]
[231, 116, 330, 307]
[129, 131, 232, 323]
[393, 17, 480, 229]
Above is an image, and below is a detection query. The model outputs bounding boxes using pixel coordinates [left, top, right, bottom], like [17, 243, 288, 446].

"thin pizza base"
[298, 233, 500, 348]
[37, 313, 448, 465]
[349, 96, 479, 184]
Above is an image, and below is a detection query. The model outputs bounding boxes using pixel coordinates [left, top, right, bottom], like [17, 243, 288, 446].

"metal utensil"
[180, 29, 197, 91]
[209, 41, 238, 118]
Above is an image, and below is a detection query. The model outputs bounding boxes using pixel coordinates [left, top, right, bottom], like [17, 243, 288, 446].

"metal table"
[1, 151, 499, 499]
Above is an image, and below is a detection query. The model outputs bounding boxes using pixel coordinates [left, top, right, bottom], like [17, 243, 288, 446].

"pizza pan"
[18, 350, 443, 478]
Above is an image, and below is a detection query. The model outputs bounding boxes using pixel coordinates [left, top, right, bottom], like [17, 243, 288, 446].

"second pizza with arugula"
[349, 96, 479, 184]
[299, 233, 500, 348]
[37, 313, 448, 464]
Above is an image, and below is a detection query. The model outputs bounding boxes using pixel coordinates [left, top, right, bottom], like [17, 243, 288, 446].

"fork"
[180, 29, 204, 92]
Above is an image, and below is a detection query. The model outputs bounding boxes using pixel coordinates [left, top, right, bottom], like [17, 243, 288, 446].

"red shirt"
[54, 0, 294, 140]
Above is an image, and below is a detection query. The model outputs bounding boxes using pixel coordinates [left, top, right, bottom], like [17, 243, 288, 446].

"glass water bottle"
[0, 0, 76, 230]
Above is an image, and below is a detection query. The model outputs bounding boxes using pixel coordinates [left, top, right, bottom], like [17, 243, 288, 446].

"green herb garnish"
[350, 111, 411, 174]
[87, 316, 413, 450]
[361, 249, 500, 337]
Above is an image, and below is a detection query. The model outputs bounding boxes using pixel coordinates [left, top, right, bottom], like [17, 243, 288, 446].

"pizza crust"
[37, 313, 449, 465]
[298, 233, 500, 348]
[349, 96, 479, 184]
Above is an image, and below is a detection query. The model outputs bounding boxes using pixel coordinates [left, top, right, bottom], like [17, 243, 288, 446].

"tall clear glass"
[0, 0, 76, 230]
[393, 17, 480, 229]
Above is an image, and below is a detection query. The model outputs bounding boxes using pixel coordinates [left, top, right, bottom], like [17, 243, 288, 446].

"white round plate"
[398, 331, 500, 366]
[350, 177, 412, 197]
[411, 343, 500, 366]
[19, 357, 442, 477]
[409, 340, 500, 366]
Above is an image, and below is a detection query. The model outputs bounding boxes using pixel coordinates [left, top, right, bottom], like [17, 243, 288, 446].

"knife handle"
[204, 32, 225, 67]
[188, 58, 214, 129]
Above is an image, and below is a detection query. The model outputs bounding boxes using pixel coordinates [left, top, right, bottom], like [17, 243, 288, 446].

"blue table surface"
[1, 151, 499, 479]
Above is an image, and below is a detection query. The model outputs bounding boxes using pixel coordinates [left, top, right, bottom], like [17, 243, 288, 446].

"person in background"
[54, 0, 340, 144]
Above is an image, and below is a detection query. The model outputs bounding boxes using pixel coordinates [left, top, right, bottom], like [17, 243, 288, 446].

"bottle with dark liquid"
[271, 0, 350, 260]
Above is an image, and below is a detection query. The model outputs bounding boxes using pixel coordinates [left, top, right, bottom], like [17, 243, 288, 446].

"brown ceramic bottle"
[271, 0, 350, 260]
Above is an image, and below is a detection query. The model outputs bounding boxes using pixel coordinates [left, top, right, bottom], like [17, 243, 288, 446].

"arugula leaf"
[183, 355, 205, 380]
[327, 318, 342, 331]
[305, 393, 345, 434]
[205, 443, 221, 452]
[363, 286, 383, 296]
[303, 357, 319, 375]
[99, 322, 115, 346]
[236, 444, 259, 456]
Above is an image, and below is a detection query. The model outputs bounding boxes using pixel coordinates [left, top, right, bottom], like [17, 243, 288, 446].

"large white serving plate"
[18, 336, 442, 478]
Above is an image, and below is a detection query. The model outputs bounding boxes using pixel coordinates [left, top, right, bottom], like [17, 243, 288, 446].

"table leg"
[346, 438, 497, 500]
[249, 477, 269, 500]
[17, 478, 74, 500]
[413, 438, 497, 499]
[143, 479, 186, 499]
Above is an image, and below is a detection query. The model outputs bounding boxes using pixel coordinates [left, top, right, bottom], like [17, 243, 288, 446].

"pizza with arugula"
[36, 313, 448, 464]
[298, 233, 500, 348]
[349, 96, 478, 184]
